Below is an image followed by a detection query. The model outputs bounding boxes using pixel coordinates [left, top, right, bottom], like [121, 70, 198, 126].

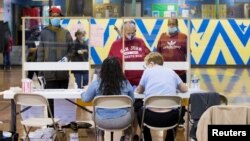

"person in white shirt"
[135, 52, 187, 141]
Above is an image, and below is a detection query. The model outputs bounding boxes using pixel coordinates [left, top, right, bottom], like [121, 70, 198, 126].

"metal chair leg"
[111, 131, 114, 141]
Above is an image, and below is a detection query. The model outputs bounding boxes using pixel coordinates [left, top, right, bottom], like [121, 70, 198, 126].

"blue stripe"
[216, 51, 226, 65]
[198, 19, 209, 39]
[201, 75, 215, 91]
[225, 70, 241, 93]
[62, 19, 70, 25]
[90, 18, 96, 24]
[200, 22, 244, 65]
[198, 19, 209, 33]
[191, 55, 196, 65]
[247, 58, 250, 65]
[135, 18, 163, 48]
[103, 19, 117, 46]
[90, 47, 102, 64]
[189, 20, 196, 34]
[228, 19, 250, 46]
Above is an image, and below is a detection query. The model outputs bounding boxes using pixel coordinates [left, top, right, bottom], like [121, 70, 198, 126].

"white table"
[3, 88, 201, 99]
[2, 87, 203, 134]
[3, 89, 85, 99]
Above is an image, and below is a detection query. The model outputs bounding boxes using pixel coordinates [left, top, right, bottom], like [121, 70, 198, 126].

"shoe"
[120, 135, 125, 141]
[178, 124, 185, 128]
[133, 134, 140, 141]
[77, 121, 92, 128]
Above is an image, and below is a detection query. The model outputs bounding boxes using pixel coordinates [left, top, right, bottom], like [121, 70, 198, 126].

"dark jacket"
[71, 39, 88, 62]
[37, 25, 73, 81]
[71, 39, 88, 74]
[26, 34, 39, 62]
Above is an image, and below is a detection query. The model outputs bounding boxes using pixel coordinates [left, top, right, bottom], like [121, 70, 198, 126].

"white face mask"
[168, 27, 178, 34]
[126, 35, 132, 40]
[81, 37, 86, 42]
[191, 9, 196, 15]
[126, 35, 135, 41]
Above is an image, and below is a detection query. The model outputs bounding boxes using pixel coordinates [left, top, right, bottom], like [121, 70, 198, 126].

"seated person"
[135, 52, 188, 141]
[81, 56, 134, 140]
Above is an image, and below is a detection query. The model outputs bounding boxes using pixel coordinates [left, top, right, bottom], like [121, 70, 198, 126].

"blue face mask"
[50, 18, 61, 27]
[168, 27, 178, 34]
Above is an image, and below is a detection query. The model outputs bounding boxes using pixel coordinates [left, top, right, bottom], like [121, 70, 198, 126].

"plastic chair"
[187, 92, 228, 141]
[92, 95, 134, 141]
[140, 95, 182, 141]
[14, 93, 60, 141]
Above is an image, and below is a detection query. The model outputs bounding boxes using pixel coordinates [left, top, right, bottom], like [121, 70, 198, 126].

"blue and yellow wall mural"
[88, 18, 188, 64]
[58, 18, 250, 66]
[191, 19, 250, 65]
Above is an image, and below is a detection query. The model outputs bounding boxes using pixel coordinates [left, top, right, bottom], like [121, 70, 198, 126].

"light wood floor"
[1, 66, 249, 140]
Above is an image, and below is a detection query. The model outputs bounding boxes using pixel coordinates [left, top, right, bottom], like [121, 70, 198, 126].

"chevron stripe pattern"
[60, 18, 250, 65]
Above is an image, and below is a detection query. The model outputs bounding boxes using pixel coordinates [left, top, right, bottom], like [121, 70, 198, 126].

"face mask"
[34, 32, 40, 37]
[50, 18, 61, 27]
[81, 37, 86, 42]
[168, 27, 178, 34]
[126, 35, 134, 41]
[191, 9, 196, 15]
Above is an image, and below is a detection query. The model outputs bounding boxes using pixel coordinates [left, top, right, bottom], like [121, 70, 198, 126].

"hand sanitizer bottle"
[191, 75, 200, 90]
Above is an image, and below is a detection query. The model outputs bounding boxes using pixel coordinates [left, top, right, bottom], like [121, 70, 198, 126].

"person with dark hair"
[37, 7, 73, 115]
[2, 22, 13, 70]
[108, 20, 151, 86]
[109, 20, 150, 140]
[71, 29, 89, 88]
[81, 56, 134, 140]
[136, 52, 188, 141]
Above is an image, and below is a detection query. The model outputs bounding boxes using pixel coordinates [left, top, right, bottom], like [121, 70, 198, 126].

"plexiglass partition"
[22, 17, 191, 87]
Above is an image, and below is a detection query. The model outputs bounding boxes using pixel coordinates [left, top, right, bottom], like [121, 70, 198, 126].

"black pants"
[137, 108, 179, 141]
[45, 80, 69, 117]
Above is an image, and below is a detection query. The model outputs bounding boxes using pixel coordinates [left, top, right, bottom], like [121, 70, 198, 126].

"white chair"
[92, 95, 134, 141]
[140, 95, 182, 141]
[14, 93, 60, 141]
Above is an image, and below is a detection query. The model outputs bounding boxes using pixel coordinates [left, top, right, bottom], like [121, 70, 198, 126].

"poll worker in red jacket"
[108, 20, 151, 86]
[157, 18, 187, 83]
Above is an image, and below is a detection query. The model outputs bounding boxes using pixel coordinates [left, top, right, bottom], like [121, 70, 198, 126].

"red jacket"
[109, 37, 150, 86]
[157, 32, 187, 75]
[5, 37, 13, 53]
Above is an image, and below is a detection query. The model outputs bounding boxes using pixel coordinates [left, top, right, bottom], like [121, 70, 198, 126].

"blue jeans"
[3, 52, 11, 68]
[73, 71, 89, 88]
